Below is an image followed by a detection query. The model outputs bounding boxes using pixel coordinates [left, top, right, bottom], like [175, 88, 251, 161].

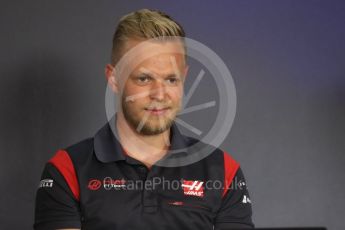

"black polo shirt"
[34, 120, 254, 230]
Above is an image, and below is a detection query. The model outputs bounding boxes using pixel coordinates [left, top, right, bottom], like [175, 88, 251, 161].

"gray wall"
[1, 0, 344, 229]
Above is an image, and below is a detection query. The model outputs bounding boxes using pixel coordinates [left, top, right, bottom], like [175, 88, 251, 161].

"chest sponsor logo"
[103, 177, 126, 190]
[88, 179, 102, 190]
[182, 180, 204, 197]
[87, 177, 127, 191]
[39, 179, 53, 188]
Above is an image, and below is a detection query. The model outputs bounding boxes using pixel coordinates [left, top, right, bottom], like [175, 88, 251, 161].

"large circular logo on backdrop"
[105, 37, 236, 167]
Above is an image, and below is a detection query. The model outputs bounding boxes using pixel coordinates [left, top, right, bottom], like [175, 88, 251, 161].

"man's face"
[115, 39, 188, 135]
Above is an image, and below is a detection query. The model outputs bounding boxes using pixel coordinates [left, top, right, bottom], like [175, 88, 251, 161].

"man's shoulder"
[65, 137, 94, 154]
[182, 134, 238, 166]
[60, 137, 95, 165]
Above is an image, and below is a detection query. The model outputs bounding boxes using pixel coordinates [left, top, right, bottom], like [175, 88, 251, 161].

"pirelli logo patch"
[181, 180, 204, 197]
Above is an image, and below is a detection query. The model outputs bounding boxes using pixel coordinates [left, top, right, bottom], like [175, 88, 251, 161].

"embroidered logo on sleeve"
[182, 180, 204, 197]
[39, 179, 53, 188]
[237, 180, 246, 189]
[242, 195, 252, 204]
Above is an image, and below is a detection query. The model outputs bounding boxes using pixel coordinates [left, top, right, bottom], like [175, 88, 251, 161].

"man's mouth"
[144, 107, 170, 115]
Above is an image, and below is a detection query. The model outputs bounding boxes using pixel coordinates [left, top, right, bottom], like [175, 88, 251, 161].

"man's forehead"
[116, 38, 186, 78]
[133, 51, 185, 76]
[138, 53, 183, 69]
[122, 38, 185, 58]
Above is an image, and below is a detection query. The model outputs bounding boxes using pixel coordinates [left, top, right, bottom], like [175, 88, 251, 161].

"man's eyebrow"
[137, 67, 180, 79]
[137, 67, 156, 77]
[165, 74, 178, 78]
[136, 72, 153, 77]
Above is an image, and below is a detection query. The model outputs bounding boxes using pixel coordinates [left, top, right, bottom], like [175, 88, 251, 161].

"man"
[34, 9, 254, 230]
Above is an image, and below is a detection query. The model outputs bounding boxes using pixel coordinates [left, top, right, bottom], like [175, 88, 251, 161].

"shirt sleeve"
[34, 163, 82, 230]
[214, 167, 254, 229]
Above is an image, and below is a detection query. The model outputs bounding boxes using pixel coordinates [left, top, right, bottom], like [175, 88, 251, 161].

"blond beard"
[121, 96, 179, 135]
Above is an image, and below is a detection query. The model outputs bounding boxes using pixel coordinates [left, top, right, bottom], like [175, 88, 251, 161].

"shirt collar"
[93, 115, 189, 163]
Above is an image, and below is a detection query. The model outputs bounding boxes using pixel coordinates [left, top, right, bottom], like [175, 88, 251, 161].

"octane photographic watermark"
[105, 36, 237, 167]
[97, 176, 247, 192]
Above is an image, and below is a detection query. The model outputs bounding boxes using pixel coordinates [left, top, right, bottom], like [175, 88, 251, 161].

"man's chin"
[122, 107, 178, 135]
[137, 120, 173, 136]
[138, 127, 167, 136]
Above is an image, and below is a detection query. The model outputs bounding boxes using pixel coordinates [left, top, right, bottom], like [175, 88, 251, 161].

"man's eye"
[166, 78, 179, 84]
[136, 76, 151, 83]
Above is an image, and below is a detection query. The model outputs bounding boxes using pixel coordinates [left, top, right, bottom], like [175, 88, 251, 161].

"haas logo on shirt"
[88, 179, 102, 191]
[182, 180, 204, 197]
[87, 177, 126, 191]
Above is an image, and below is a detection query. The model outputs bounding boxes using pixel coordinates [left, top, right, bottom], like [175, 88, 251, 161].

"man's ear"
[105, 64, 119, 93]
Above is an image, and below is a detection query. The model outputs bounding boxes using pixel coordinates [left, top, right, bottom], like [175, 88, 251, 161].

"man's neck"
[115, 113, 171, 168]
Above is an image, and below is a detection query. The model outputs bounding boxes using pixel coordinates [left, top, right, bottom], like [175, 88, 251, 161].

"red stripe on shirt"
[222, 151, 240, 198]
[48, 150, 80, 201]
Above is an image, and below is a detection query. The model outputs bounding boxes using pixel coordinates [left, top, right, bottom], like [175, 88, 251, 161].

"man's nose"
[149, 80, 166, 101]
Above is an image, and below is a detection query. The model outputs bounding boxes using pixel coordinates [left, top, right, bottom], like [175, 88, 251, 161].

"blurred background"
[0, 0, 344, 229]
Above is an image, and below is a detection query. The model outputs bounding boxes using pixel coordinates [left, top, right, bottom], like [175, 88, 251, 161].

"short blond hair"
[111, 9, 186, 65]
